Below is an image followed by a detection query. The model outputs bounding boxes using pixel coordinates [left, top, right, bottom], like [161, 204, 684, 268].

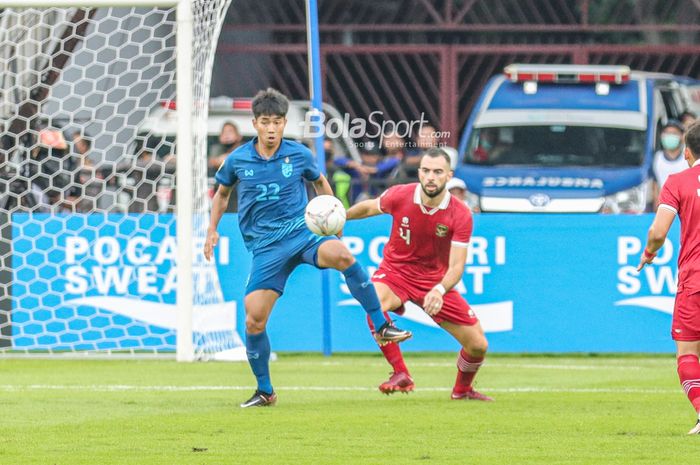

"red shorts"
[371, 266, 478, 326]
[672, 287, 700, 341]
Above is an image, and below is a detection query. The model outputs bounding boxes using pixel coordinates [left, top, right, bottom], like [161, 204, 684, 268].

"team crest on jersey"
[435, 223, 448, 237]
[282, 162, 293, 178]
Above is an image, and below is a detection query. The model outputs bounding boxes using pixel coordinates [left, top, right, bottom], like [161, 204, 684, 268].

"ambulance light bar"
[504, 64, 631, 85]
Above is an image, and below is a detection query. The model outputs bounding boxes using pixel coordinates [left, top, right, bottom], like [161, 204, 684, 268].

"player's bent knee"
[465, 336, 488, 357]
[332, 249, 355, 270]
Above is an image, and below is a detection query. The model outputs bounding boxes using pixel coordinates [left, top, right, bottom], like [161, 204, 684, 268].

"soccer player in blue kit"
[204, 88, 411, 408]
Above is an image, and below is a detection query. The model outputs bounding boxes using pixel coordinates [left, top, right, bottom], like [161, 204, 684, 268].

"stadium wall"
[9, 213, 679, 353]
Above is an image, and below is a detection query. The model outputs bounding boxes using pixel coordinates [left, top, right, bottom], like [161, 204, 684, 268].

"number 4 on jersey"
[399, 226, 411, 245]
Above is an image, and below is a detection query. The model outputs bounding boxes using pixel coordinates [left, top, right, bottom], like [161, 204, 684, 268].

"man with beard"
[638, 121, 700, 434]
[346, 147, 492, 401]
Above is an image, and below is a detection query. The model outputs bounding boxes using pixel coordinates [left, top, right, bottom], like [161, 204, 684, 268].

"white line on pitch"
[304, 361, 659, 370]
[0, 384, 680, 394]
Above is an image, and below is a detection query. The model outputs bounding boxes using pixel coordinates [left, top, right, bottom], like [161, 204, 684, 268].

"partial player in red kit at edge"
[638, 121, 700, 434]
[346, 148, 492, 401]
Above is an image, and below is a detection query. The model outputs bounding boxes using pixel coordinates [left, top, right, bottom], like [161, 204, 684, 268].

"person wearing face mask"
[653, 120, 687, 205]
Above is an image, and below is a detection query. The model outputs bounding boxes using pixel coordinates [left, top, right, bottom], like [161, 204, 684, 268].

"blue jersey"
[215, 138, 321, 252]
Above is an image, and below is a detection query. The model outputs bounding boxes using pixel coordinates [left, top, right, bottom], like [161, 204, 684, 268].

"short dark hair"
[421, 147, 452, 167]
[663, 119, 684, 133]
[684, 121, 700, 158]
[252, 88, 289, 118]
[221, 121, 239, 132]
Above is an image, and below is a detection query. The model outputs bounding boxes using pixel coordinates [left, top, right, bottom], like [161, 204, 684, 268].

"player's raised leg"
[441, 320, 492, 401]
[315, 239, 412, 344]
[676, 340, 700, 433]
[240, 289, 279, 408]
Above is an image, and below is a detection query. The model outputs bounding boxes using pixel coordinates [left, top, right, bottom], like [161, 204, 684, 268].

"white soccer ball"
[305, 195, 346, 236]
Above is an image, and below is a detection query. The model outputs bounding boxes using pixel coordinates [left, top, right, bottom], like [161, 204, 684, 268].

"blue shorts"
[245, 228, 337, 296]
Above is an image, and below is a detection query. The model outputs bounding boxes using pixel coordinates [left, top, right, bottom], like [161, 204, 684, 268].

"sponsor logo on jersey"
[436, 223, 448, 237]
[282, 162, 293, 178]
[244, 169, 255, 177]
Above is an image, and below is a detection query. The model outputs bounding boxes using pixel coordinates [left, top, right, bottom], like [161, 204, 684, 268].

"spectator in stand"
[71, 131, 94, 167]
[323, 138, 337, 176]
[116, 146, 172, 213]
[653, 120, 687, 204]
[333, 141, 402, 205]
[208, 121, 243, 177]
[446, 177, 480, 213]
[681, 111, 697, 131]
[28, 128, 73, 212]
[361, 139, 404, 201]
[333, 148, 375, 206]
[65, 131, 101, 212]
[324, 138, 353, 208]
[402, 123, 440, 178]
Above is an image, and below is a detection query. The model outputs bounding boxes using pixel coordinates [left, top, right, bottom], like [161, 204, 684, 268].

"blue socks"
[245, 330, 273, 394]
[343, 261, 387, 330]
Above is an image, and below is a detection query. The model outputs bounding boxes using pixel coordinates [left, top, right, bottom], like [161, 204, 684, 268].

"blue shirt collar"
[251, 137, 285, 161]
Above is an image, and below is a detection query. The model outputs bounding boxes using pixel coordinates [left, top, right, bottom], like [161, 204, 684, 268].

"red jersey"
[378, 183, 473, 283]
[658, 163, 700, 293]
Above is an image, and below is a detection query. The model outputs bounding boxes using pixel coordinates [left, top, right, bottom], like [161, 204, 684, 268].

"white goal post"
[0, 0, 241, 361]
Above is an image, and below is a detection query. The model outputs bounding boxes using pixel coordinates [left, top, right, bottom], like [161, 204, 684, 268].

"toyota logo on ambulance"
[529, 193, 551, 207]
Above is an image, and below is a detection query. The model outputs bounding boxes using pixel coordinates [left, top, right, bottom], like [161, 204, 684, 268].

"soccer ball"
[305, 195, 346, 236]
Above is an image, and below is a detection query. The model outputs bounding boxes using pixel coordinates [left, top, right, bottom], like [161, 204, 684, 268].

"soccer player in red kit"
[638, 121, 700, 434]
[346, 147, 491, 401]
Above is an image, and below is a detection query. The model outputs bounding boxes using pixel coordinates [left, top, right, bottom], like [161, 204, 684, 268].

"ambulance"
[455, 64, 697, 213]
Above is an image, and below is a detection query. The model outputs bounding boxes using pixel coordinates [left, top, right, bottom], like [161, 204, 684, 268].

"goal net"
[0, 0, 244, 360]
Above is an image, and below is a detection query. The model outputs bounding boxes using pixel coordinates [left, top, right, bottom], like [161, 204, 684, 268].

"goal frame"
[0, 0, 196, 362]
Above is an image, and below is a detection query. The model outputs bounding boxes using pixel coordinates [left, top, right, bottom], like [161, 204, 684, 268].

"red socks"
[455, 349, 484, 392]
[366, 313, 409, 375]
[380, 342, 408, 374]
[677, 354, 700, 413]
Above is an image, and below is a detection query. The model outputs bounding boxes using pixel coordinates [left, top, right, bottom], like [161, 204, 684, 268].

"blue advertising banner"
[12, 213, 680, 353]
[216, 213, 680, 353]
[11, 214, 238, 351]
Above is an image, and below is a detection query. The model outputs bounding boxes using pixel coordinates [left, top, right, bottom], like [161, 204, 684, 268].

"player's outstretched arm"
[311, 174, 334, 196]
[346, 198, 383, 221]
[637, 208, 675, 271]
[204, 184, 233, 261]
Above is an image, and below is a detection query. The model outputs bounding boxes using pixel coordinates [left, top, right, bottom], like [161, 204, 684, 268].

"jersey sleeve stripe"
[451, 241, 469, 248]
[377, 197, 384, 213]
[658, 204, 678, 215]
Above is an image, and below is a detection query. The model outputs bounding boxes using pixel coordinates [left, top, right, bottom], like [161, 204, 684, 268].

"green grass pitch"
[1, 354, 697, 464]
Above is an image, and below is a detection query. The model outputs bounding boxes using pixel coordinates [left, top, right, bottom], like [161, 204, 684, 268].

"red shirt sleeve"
[378, 185, 399, 214]
[451, 207, 473, 247]
[658, 175, 680, 213]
